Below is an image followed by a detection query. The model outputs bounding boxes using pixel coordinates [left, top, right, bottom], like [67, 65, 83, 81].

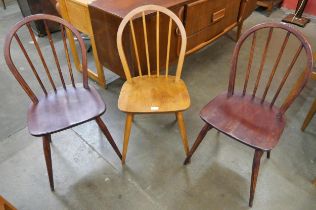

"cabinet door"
[239, 0, 257, 22]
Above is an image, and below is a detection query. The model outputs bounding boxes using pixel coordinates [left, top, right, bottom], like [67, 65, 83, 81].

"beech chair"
[4, 14, 122, 191]
[183, 22, 313, 207]
[117, 5, 190, 164]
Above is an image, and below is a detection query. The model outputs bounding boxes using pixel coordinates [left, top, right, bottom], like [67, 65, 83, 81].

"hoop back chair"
[183, 22, 313, 207]
[117, 5, 190, 164]
[4, 14, 122, 191]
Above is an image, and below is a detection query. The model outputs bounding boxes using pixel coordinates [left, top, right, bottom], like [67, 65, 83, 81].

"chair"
[4, 14, 122, 191]
[183, 22, 313, 207]
[116, 5, 190, 164]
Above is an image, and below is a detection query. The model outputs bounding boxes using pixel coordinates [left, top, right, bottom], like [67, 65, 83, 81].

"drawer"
[185, 0, 241, 35]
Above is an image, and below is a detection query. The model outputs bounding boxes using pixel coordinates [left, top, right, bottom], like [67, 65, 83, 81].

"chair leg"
[184, 123, 212, 165]
[301, 98, 316, 131]
[176, 112, 189, 156]
[95, 117, 122, 160]
[267, 151, 270, 159]
[43, 135, 54, 191]
[122, 113, 133, 164]
[2, 0, 6, 10]
[249, 149, 264, 207]
[313, 178, 316, 186]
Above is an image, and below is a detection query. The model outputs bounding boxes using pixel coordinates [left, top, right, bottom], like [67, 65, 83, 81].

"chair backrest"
[4, 14, 87, 104]
[228, 22, 313, 116]
[117, 5, 187, 82]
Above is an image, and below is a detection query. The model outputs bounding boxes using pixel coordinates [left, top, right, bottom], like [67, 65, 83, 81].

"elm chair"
[183, 22, 313, 207]
[4, 14, 122, 191]
[117, 5, 190, 164]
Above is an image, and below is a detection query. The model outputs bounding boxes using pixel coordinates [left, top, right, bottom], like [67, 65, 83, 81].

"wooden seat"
[4, 14, 122, 191]
[28, 86, 105, 136]
[200, 92, 285, 150]
[118, 76, 190, 113]
[117, 5, 190, 164]
[184, 22, 314, 207]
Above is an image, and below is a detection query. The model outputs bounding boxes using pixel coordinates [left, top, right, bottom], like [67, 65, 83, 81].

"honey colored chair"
[117, 5, 190, 164]
[4, 14, 122, 191]
[183, 22, 313, 207]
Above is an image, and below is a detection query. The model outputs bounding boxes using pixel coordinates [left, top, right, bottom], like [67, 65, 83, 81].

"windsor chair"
[183, 22, 313, 207]
[4, 14, 122, 191]
[117, 5, 190, 164]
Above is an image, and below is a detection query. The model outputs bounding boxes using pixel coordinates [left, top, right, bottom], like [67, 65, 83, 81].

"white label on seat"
[151, 106, 159, 111]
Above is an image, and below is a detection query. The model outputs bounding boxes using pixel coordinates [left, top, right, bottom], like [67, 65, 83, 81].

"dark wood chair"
[4, 14, 122, 191]
[183, 22, 313, 207]
[1, 0, 5, 9]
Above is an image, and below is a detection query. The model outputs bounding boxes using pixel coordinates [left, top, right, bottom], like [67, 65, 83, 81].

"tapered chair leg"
[267, 151, 270, 159]
[184, 123, 212, 165]
[176, 112, 189, 156]
[122, 113, 133, 164]
[249, 149, 264, 207]
[301, 98, 316, 131]
[43, 135, 54, 191]
[95, 117, 122, 160]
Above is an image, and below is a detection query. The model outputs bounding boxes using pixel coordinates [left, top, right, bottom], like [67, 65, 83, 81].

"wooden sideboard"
[89, 0, 257, 78]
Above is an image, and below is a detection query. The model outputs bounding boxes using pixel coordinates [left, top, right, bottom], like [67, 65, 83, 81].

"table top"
[89, 0, 191, 18]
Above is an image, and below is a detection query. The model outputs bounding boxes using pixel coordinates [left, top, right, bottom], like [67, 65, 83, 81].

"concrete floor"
[0, 1, 316, 210]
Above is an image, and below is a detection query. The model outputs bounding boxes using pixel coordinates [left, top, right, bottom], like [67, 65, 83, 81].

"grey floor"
[0, 1, 316, 210]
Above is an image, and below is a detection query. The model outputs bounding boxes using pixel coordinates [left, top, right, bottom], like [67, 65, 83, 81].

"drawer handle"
[212, 8, 226, 23]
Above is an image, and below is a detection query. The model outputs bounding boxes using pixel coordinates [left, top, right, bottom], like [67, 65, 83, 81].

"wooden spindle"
[261, 31, 290, 103]
[252, 28, 273, 97]
[44, 20, 66, 89]
[130, 19, 142, 76]
[156, 11, 160, 76]
[243, 32, 256, 95]
[26, 23, 56, 92]
[165, 17, 172, 76]
[270, 44, 303, 107]
[14, 34, 47, 95]
[142, 12, 151, 76]
[60, 25, 75, 87]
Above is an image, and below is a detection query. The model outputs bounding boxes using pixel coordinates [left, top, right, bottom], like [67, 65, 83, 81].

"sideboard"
[89, 0, 257, 78]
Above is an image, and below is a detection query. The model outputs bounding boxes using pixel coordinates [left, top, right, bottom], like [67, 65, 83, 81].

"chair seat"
[118, 76, 190, 113]
[27, 85, 105, 136]
[200, 92, 286, 150]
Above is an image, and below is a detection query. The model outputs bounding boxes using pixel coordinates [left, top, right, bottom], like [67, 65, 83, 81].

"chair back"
[228, 22, 313, 116]
[117, 5, 187, 82]
[4, 14, 87, 104]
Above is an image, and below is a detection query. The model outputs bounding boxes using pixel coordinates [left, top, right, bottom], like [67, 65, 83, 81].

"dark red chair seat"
[27, 85, 105, 136]
[200, 92, 285, 151]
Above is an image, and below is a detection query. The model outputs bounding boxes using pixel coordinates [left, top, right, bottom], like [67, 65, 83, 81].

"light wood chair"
[117, 5, 190, 164]
[183, 22, 313, 207]
[4, 14, 122, 190]
[0, 195, 16, 210]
